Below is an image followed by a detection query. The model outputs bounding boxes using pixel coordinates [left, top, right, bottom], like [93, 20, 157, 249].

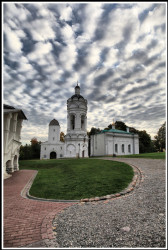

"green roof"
[100, 129, 134, 135]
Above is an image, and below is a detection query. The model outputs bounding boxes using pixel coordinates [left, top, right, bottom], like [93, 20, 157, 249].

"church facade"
[40, 84, 89, 159]
[40, 83, 139, 159]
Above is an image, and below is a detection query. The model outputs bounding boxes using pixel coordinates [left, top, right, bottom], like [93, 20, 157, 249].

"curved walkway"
[51, 158, 166, 248]
[3, 158, 166, 248]
[3, 170, 76, 248]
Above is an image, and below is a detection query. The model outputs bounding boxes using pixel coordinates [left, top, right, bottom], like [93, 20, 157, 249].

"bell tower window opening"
[70, 115, 75, 130]
[81, 115, 85, 130]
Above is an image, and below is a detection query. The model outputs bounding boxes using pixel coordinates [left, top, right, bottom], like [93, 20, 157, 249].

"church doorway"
[50, 151, 57, 159]
[82, 150, 85, 158]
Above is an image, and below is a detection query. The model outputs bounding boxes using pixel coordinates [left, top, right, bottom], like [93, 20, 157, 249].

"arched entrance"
[82, 150, 85, 158]
[6, 160, 12, 174]
[50, 151, 57, 159]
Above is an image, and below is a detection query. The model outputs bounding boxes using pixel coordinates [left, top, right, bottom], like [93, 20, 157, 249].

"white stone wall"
[133, 136, 139, 154]
[90, 134, 105, 156]
[40, 142, 64, 159]
[40, 123, 65, 159]
[48, 125, 60, 143]
[64, 135, 89, 158]
[3, 111, 24, 179]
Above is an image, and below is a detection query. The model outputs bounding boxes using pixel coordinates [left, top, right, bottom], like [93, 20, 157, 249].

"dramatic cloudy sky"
[3, 2, 166, 145]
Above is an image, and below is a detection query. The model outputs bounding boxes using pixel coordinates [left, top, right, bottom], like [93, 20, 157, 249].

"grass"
[117, 152, 165, 159]
[19, 158, 134, 200]
[92, 152, 165, 159]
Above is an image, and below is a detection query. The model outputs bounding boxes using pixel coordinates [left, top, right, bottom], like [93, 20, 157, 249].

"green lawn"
[19, 159, 134, 200]
[117, 152, 165, 159]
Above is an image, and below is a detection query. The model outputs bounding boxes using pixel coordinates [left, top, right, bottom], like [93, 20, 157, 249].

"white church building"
[40, 83, 139, 159]
[40, 84, 89, 159]
[90, 123, 139, 156]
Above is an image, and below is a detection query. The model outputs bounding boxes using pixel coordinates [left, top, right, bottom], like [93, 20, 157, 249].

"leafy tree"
[30, 137, 38, 145]
[60, 131, 65, 142]
[115, 121, 127, 131]
[154, 122, 166, 152]
[19, 138, 41, 160]
[88, 127, 101, 136]
[138, 130, 153, 153]
[19, 144, 32, 160]
[104, 121, 127, 131]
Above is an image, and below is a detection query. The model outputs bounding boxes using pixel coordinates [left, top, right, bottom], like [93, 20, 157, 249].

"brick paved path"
[3, 170, 75, 248]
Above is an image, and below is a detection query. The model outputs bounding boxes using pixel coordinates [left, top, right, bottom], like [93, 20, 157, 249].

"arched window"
[81, 115, 85, 130]
[70, 115, 75, 130]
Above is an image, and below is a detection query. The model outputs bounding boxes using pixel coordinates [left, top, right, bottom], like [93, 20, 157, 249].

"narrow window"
[53, 137, 54, 140]
[115, 144, 118, 153]
[45, 147, 46, 150]
[122, 144, 124, 153]
[128, 144, 131, 153]
[71, 115, 75, 130]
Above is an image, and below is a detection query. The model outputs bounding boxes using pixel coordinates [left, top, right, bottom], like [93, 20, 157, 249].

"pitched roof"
[100, 128, 134, 135]
[4, 104, 27, 120]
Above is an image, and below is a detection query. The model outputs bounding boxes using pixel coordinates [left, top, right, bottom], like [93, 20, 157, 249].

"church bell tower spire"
[75, 81, 80, 95]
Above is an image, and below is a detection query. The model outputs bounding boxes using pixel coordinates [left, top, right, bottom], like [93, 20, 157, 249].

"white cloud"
[59, 43, 77, 71]
[27, 42, 52, 61]
[4, 3, 30, 21]
[26, 19, 55, 42]
[4, 25, 23, 53]
[60, 5, 73, 21]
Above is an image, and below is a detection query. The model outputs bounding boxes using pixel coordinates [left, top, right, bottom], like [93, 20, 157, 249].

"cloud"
[4, 25, 23, 53]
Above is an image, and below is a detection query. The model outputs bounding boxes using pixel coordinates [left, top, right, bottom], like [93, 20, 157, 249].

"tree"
[104, 121, 127, 131]
[19, 138, 41, 160]
[19, 144, 32, 160]
[154, 122, 166, 152]
[138, 130, 153, 153]
[88, 127, 101, 136]
[30, 137, 38, 145]
[60, 131, 65, 142]
[115, 121, 127, 131]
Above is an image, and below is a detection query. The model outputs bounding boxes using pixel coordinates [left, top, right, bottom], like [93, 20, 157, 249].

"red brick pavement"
[3, 170, 76, 247]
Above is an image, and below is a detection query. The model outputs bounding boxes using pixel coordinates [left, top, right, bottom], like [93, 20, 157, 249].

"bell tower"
[64, 83, 89, 158]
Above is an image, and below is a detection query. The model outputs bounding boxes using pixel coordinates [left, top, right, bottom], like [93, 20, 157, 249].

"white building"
[40, 119, 64, 159]
[40, 84, 89, 159]
[90, 123, 139, 156]
[3, 104, 27, 179]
